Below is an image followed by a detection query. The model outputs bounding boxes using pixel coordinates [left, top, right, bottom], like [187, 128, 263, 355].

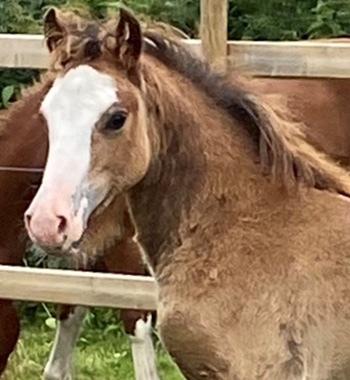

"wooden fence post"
[200, 0, 228, 68]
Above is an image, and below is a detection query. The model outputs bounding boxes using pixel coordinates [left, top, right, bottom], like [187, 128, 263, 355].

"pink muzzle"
[25, 187, 85, 249]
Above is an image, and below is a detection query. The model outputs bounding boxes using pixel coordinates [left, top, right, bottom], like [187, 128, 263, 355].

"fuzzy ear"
[115, 8, 142, 74]
[43, 8, 67, 52]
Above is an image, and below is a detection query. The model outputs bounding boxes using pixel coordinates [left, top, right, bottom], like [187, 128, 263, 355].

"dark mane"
[142, 32, 350, 195]
[143, 32, 260, 142]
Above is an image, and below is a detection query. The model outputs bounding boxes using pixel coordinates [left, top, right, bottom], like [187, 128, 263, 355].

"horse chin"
[40, 189, 120, 269]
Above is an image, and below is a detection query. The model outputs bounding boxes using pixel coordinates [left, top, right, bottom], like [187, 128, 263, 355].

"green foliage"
[308, 0, 350, 38]
[0, 69, 40, 108]
[229, 0, 350, 40]
[228, 0, 315, 40]
[1, 85, 14, 108]
[119, 0, 200, 37]
[0, 0, 40, 34]
[0, 0, 44, 109]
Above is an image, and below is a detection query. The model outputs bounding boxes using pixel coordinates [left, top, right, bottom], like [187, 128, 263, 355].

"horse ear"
[43, 8, 67, 52]
[115, 8, 142, 74]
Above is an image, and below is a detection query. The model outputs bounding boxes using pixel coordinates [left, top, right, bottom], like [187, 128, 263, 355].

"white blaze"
[40, 64, 118, 193]
[27, 65, 119, 245]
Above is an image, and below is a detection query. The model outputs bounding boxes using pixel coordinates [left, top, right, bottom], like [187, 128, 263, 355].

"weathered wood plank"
[1, 34, 350, 78]
[0, 265, 157, 310]
[0, 34, 48, 69]
[226, 40, 350, 78]
[200, 0, 228, 66]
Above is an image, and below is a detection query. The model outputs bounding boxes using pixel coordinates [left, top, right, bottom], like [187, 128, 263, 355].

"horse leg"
[0, 300, 20, 376]
[124, 311, 159, 380]
[0, 236, 26, 377]
[103, 229, 159, 380]
[44, 305, 87, 380]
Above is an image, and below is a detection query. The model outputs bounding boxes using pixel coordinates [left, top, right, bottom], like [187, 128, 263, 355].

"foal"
[0, 80, 158, 379]
[25, 8, 350, 380]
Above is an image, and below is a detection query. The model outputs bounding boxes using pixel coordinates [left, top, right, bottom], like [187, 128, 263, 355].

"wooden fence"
[1, 34, 350, 78]
[200, 0, 228, 67]
[0, 265, 157, 309]
[1, 1, 350, 311]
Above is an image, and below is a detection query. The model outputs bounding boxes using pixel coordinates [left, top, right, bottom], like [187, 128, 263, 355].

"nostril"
[25, 213, 32, 228]
[57, 215, 67, 235]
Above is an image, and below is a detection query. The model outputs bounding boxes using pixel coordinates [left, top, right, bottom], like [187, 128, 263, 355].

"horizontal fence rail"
[1, 34, 350, 78]
[226, 40, 350, 78]
[0, 265, 157, 310]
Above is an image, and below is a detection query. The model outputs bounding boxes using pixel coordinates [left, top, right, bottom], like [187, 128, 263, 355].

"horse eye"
[104, 112, 127, 133]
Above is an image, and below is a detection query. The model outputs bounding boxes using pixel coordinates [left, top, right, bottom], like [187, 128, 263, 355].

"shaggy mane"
[142, 32, 350, 195]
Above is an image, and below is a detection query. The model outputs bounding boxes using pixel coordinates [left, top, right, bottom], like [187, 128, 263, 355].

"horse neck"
[0, 77, 51, 168]
[0, 77, 51, 228]
[129, 62, 270, 273]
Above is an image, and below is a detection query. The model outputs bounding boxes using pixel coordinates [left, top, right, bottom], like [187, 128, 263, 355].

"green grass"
[3, 306, 184, 380]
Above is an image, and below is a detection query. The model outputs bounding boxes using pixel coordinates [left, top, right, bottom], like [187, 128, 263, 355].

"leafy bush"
[120, 0, 200, 37]
[0, 69, 40, 108]
[229, 0, 350, 40]
[0, 1, 41, 108]
[0, 0, 40, 34]
[308, 0, 350, 38]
